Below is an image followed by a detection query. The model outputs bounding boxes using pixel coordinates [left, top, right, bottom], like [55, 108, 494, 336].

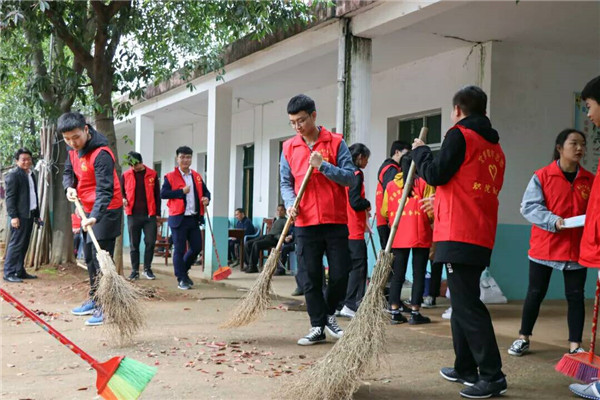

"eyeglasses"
[289, 115, 310, 129]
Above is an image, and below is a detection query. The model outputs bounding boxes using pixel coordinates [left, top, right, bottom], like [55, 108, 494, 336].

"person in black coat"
[4, 148, 40, 282]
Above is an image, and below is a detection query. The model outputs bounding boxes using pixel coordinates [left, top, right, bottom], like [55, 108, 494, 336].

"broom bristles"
[99, 357, 157, 400]
[556, 352, 600, 383]
[284, 250, 394, 400]
[94, 250, 145, 343]
[220, 249, 282, 328]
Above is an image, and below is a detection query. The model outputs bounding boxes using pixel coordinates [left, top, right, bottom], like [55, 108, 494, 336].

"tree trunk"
[50, 140, 74, 266]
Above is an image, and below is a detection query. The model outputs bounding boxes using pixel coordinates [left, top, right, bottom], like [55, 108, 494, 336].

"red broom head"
[213, 266, 232, 281]
[556, 352, 600, 383]
[95, 356, 124, 396]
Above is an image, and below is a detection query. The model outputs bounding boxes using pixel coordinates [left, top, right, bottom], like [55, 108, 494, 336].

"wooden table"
[228, 228, 245, 267]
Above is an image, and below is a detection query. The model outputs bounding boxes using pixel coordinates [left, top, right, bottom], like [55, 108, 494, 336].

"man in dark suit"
[4, 148, 40, 282]
[160, 146, 211, 290]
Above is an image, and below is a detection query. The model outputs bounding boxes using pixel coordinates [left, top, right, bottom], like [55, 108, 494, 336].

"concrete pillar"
[135, 115, 154, 166]
[204, 85, 232, 279]
[344, 34, 372, 145]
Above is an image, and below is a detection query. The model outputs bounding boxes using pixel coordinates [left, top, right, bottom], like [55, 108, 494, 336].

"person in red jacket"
[280, 94, 355, 346]
[120, 151, 161, 281]
[381, 154, 435, 325]
[412, 86, 507, 398]
[338, 143, 371, 319]
[508, 129, 593, 358]
[60, 112, 123, 327]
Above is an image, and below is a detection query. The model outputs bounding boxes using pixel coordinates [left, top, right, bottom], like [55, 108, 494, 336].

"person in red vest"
[160, 146, 210, 290]
[338, 143, 371, 319]
[280, 94, 355, 346]
[71, 212, 83, 259]
[375, 141, 410, 249]
[381, 153, 435, 325]
[59, 112, 123, 327]
[569, 76, 600, 400]
[507, 129, 592, 358]
[412, 86, 507, 398]
[120, 151, 161, 281]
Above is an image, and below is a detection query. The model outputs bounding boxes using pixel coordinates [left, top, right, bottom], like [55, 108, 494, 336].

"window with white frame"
[397, 111, 442, 151]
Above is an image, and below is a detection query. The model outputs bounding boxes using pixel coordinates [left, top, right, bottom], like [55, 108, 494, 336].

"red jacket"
[529, 162, 593, 262]
[282, 128, 347, 227]
[71, 213, 81, 230]
[347, 170, 367, 240]
[376, 162, 400, 227]
[68, 147, 123, 213]
[164, 168, 205, 216]
[580, 163, 600, 268]
[382, 174, 434, 248]
[122, 166, 158, 216]
[433, 125, 505, 249]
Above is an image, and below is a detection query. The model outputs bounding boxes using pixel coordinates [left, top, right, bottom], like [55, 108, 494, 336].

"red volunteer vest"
[385, 177, 433, 248]
[346, 170, 367, 240]
[282, 128, 348, 227]
[122, 166, 158, 216]
[71, 213, 81, 230]
[433, 125, 505, 249]
[529, 162, 593, 262]
[69, 147, 123, 213]
[165, 168, 205, 217]
[580, 162, 600, 268]
[376, 163, 400, 227]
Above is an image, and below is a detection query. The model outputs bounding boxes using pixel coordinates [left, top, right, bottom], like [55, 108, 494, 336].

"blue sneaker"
[71, 299, 96, 316]
[85, 309, 103, 326]
[570, 381, 600, 400]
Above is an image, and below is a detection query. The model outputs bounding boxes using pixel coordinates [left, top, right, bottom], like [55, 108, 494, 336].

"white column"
[135, 115, 154, 166]
[345, 35, 372, 145]
[204, 85, 232, 278]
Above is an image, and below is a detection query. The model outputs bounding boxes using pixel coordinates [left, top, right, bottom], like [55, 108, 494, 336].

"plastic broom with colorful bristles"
[0, 288, 156, 399]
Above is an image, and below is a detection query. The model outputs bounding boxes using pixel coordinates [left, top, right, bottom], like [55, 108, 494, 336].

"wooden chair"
[154, 217, 171, 265]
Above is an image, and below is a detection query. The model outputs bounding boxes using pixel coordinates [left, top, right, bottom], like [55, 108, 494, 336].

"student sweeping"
[280, 94, 355, 346]
[412, 85, 507, 398]
[339, 143, 371, 319]
[381, 153, 435, 325]
[508, 129, 593, 358]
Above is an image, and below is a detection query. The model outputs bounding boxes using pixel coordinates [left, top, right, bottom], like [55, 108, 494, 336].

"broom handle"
[0, 288, 100, 367]
[204, 207, 224, 268]
[589, 270, 600, 362]
[73, 198, 102, 253]
[275, 166, 315, 252]
[385, 127, 429, 253]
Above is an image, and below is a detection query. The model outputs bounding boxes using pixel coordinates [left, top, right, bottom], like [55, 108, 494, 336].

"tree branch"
[44, 4, 93, 71]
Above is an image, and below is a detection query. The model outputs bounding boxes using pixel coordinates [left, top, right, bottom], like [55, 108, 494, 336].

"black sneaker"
[178, 280, 191, 290]
[409, 312, 431, 325]
[291, 287, 304, 296]
[507, 338, 529, 356]
[388, 308, 408, 325]
[297, 326, 326, 346]
[143, 269, 156, 280]
[440, 367, 478, 386]
[460, 377, 507, 399]
[128, 270, 139, 281]
[325, 315, 344, 339]
[185, 276, 194, 286]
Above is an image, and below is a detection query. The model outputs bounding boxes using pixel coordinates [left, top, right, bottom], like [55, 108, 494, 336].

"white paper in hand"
[563, 215, 586, 228]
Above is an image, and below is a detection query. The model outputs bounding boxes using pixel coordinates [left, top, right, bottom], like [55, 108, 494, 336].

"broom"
[73, 198, 145, 343]
[284, 127, 428, 400]
[205, 207, 232, 281]
[556, 270, 600, 382]
[221, 165, 314, 328]
[0, 288, 156, 399]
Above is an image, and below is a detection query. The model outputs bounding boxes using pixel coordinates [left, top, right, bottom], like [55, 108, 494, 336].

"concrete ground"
[0, 257, 592, 399]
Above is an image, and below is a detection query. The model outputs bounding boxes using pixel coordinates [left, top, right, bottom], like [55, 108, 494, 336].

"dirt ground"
[0, 264, 587, 399]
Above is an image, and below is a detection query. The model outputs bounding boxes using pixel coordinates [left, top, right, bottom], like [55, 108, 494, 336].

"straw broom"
[284, 127, 428, 400]
[221, 165, 314, 328]
[74, 199, 145, 343]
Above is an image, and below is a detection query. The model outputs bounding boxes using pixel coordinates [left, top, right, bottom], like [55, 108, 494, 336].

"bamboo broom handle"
[73, 198, 102, 253]
[385, 127, 429, 253]
[589, 270, 600, 362]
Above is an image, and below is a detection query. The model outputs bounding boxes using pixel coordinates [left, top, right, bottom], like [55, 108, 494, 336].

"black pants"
[296, 224, 350, 327]
[82, 234, 116, 297]
[281, 242, 295, 265]
[245, 236, 277, 268]
[446, 262, 503, 382]
[344, 239, 368, 311]
[171, 216, 203, 281]
[377, 225, 390, 251]
[73, 232, 82, 258]
[389, 248, 429, 307]
[430, 262, 444, 298]
[3, 217, 34, 277]
[520, 260, 586, 343]
[127, 214, 157, 271]
[228, 239, 239, 261]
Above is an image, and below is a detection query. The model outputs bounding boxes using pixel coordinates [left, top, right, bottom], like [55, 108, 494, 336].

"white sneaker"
[339, 305, 356, 319]
[442, 307, 452, 319]
[421, 296, 437, 308]
[297, 327, 326, 346]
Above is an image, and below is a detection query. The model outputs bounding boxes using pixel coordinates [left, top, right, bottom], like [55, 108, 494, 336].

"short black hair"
[582, 76, 600, 103]
[452, 85, 487, 116]
[277, 204, 285, 209]
[127, 151, 143, 165]
[235, 208, 245, 214]
[348, 143, 371, 166]
[57, 112, 87, 134]
[287, 94, 316, 115]
[14, 148, 33, 160]
[553, 128, 586, 161]
[390, 140, 411, 158]
[176, 146, 193, 156]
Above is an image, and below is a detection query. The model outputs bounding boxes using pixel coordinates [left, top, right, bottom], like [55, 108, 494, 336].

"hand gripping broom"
[221, 165, 314, 328]
[556, 270, 600, 382]
[0, 288, 156, 399]
[74, 198, 145, 343]
[284, 127, 428, 400]
[205, 207, 232, 281]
